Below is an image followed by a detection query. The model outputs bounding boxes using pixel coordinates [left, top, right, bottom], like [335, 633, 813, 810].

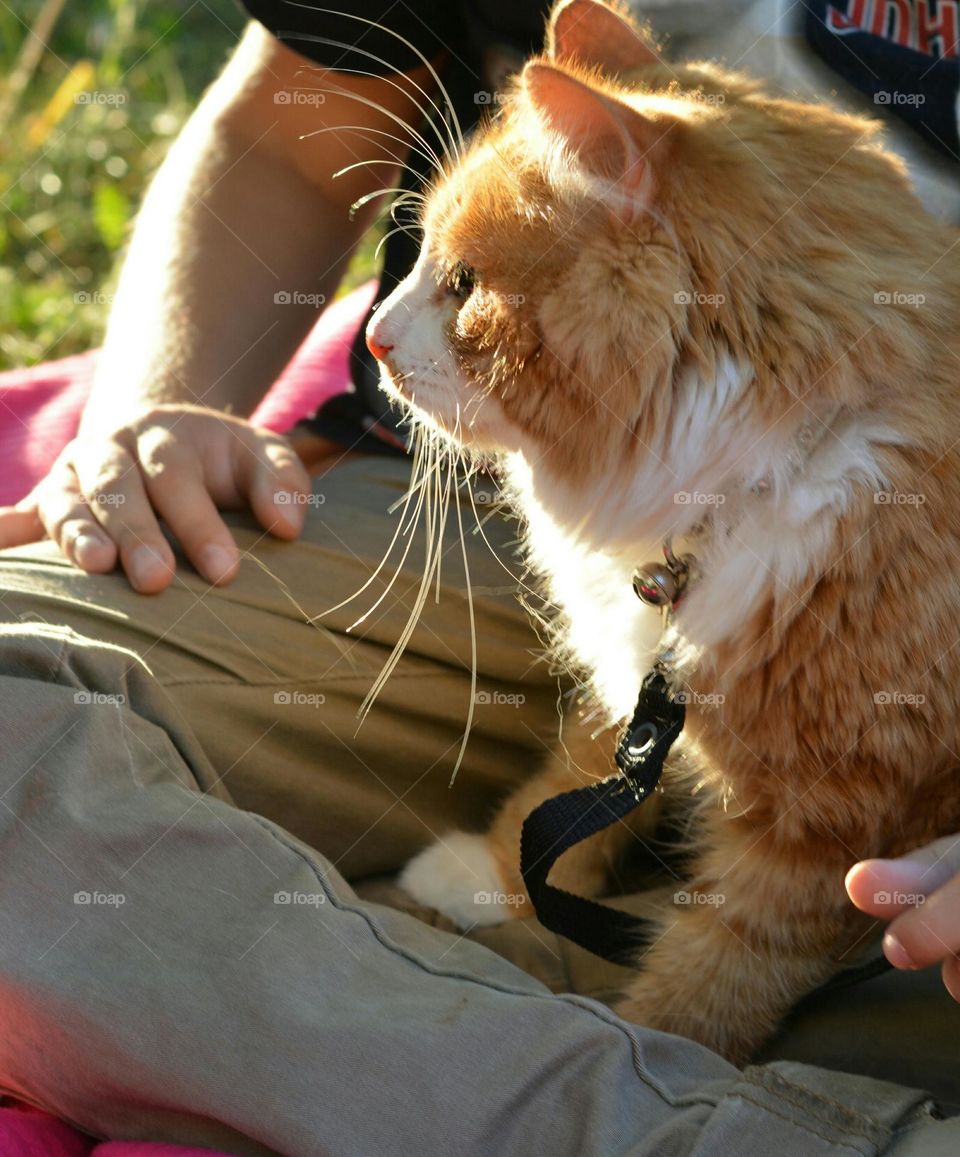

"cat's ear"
[547, 0, 661, 74]
[523, 62, 665, 219]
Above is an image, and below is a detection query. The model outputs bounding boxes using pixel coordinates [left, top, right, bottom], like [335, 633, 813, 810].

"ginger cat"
[367, 0, 960, 1063]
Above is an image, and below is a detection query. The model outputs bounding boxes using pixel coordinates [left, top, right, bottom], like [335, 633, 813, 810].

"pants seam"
[743, 1067, 903, 1143]
[246, 811, 709, 1115]
[732, 1089, 875, 1155]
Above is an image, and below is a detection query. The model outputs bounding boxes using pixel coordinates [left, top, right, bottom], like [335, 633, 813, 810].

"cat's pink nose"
[366, 331, 394, 362]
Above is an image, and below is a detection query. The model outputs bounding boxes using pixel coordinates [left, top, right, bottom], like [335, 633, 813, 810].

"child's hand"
[846, 836, 960, 1000]
[0, 404, 312, 593]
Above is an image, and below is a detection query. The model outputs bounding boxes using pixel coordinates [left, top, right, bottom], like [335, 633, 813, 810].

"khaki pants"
[0, 453, 956, 1156]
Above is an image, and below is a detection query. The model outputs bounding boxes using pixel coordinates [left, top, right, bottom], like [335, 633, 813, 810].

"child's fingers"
[883, 870, 960, 971]
[141, 451, 240, 586]
[846, 834, 960, 916]
[942, 953, 960, 1003]
[846, 859, 931, 916]
[888, 833, 960, 893]
[0, 504, 45, 549]
[245, 435, 312, 539]
[846, 837, 960, 983]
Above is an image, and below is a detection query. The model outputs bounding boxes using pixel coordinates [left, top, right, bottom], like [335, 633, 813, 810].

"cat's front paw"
[399, 831, 527, 929]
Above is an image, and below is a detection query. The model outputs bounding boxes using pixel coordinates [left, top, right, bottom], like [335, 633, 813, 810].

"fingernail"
[883, 931, 918, 969]
[275, 497, 305, 530]
[274, 490, 301, 514]
[199, 543, 236, 583]
[72, 532, 103, 562]
[129, 545, 169, 588]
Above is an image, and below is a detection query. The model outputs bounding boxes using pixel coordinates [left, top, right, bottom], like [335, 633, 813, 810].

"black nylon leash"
[519, 665, 895, 990]
[519, 667, 685, 965]
[517, 538, 895, 991]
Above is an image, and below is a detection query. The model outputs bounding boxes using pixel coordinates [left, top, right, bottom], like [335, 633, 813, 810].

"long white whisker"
[282, 14, 479, 734]
[300, 123, 444, 176]
[349, 185, 425, 216]
[334, 157, 425, 181]
[311, 435, 427, 622]
[310, 84, 445, 174]
[357, 430, 443, 724]
[432, 429, 455, 602]
[461, 465, 550, 605]
[448, 408, 478, 785]
[243, 555, 355, 661]
[290, 39, 459, 162]
[375, 224, 416, 259]
[358, 430, 435, 639]
[346, 459, 430, 630]
[283, 4, 466, 156]
[387, 190, 427, 229]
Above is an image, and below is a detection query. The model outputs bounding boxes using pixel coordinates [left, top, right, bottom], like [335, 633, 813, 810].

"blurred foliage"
[0, 0, 247, 368]
[0, 0, 382, 371]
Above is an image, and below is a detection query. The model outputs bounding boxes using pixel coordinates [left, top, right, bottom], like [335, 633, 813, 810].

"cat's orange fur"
[372, 0, 960, 1063]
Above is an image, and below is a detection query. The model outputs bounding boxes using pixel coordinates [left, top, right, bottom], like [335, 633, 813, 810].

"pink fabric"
[0, 279, 377, 507]
[0, 1103, 236, 1155]
[0, 280, 376, 1157]
[0, 1104, 222, 1155]
[0, 1104, 93, 1156]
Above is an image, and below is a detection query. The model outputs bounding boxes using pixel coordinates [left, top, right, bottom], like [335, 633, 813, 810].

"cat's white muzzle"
[366, 257, 519, 453]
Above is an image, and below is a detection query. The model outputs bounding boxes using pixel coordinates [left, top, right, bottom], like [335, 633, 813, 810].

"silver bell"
[632, 563, 680, 607]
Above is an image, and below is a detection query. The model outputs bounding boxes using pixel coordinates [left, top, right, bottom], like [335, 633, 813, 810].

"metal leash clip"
[616, 538, 696, 788]
[631, 537, 696, 613]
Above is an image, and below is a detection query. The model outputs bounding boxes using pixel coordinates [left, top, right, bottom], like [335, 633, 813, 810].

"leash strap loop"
[519, 671, 685, 964]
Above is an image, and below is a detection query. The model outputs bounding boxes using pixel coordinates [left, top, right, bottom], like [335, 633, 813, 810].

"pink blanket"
[0, 281, 374, 1155]
[0, 280, 376, 507]
[0, 1102, 221, 1156]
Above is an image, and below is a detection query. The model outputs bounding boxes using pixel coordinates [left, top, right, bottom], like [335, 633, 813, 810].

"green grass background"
[0, 0, 380, 372]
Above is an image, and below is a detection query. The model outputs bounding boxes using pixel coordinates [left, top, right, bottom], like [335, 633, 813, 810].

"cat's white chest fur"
[501, 407, 903, 722]
[504, 453, 664, 723]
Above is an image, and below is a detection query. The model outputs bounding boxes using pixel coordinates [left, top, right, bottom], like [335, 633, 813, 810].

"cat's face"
[367, 0, 917, 537]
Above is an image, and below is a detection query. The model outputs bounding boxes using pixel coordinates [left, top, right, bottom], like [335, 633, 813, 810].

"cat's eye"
[447, 262, 476, 301]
